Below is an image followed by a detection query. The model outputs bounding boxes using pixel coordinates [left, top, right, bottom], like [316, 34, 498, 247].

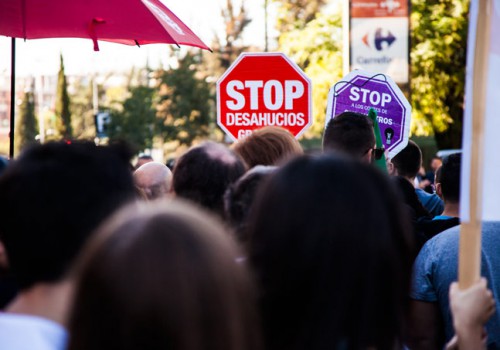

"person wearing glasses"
[323, 111, 384, 163]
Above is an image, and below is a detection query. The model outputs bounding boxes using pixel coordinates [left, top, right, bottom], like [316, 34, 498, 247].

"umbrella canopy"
[0, 0, 210, 50]
[0, 0, 211, 157]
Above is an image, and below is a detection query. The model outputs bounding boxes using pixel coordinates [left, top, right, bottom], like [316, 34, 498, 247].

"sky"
[0, 0, 274, 77]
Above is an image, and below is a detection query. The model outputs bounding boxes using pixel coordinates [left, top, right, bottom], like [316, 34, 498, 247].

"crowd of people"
[0, 113, 497, 350]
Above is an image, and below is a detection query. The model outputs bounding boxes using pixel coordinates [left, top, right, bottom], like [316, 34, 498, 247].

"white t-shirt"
[0, 313, 67, 350]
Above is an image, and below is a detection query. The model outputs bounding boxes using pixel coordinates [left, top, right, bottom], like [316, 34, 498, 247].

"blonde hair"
[233, 127, 303, 168]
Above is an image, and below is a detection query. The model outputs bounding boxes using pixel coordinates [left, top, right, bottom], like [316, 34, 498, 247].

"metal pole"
[37, 74, 45, 144]
[9, 38, 16, 159]
[264, 0, 268, 52]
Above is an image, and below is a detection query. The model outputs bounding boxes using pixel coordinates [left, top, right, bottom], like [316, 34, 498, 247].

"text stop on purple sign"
[325, 70, 412, 159]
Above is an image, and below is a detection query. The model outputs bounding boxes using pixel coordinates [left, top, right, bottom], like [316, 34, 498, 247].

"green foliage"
[55, 54, 72, 139]
[108, 85, 156, 152]
[71, 77, 97, 140]
[272, 0, 327, 31]
[15, 90, 39, 153]
[411, 0, 469, 148]
[277, 11, 343, 138]
[156, 53, 212, 146]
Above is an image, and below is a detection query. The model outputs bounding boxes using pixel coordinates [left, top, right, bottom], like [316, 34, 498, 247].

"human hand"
[449, 278, 495, 348]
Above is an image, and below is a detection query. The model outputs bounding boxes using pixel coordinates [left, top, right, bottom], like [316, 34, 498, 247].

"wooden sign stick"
[458, 0, 493, 289]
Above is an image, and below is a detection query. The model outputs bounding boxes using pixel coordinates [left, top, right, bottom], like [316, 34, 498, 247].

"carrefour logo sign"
[362, 28, 396, 51]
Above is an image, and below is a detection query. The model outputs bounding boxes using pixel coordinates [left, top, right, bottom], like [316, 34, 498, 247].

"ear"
[435, 183, 443, 199]
[362, 148, 373, 164]
[387, 159, 396, 176]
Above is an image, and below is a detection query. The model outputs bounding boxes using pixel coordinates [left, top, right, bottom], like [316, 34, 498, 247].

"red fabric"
[0, 0, 210, 50]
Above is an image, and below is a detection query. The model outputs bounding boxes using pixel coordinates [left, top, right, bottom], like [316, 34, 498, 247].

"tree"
[71, 77, 97, 140]
[15, 88, 39, 153]
[205, 0, 252, 74]
[108, 85, 156, 152]
[411, 0, 469, 149]
[55, 54, 72, 139]
[277, 9, 343, 139]
[155, 52, 212, 146]
[272, 0, 327, 32]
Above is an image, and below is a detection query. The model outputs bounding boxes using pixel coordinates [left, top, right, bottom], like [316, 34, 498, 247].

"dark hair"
[322, 112, 375, 157]
[391, 140, 422, 178]
[138, 154, 153, 160]
[69, 201, 261, 350]
[392, 176, 431, 219]
[173, 142, 246, 218]
[233, 126, 303, 168]
[436, 153, 461, 203]
[0, 141, 136, 290]
[247, 154, 414, 350]
[224, 166, 277, 245]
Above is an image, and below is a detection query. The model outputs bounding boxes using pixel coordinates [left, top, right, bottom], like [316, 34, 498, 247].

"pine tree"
[55, 54, 72, 139]
[71, 76, 97, 140]
[108, 84, 156, 152]
[15, 88, 39, 153]
[156, 52, 212, 146]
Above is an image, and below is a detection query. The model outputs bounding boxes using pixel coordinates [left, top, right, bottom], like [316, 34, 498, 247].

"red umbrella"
[0, 0, 211, 157]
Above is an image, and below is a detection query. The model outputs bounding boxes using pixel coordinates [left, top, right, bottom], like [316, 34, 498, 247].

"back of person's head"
[247, 154, 414, 350]
[0, 141, 136, 290]
[133, 161, 172, 200]
[430, 156, 442, 171]
[322, 112, 375, 159]
[436, 153, 461, 203]
[173, 141, 246, 217]
[390, 140, 422, 178]
[233, 126, 303, 168]
[392, 176, 431, 219]
[135, 154, 153, 169]
[68, 201, 261, 350]
[224, 165, 277, 245]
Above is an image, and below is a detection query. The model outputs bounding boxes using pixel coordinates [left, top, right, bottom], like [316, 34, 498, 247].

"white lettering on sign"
[225, 80, 305, 111]
[225, 112, 306, 127]
[263, 80, 283, 110]
[245, 81, 264, 109]
[348, 87, 392, 107]
[238, 129, 253, 139]
[226, 81, 245, 110]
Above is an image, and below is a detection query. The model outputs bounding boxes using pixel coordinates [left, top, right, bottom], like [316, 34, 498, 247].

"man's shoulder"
[423, 224, 460, 252]
[0, 313, 67, 350]
[411, 225, 461, 302]
[416, 221, 500, 270]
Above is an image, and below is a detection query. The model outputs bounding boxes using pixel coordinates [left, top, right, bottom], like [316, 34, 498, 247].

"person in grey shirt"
[407, 222, 500, 349]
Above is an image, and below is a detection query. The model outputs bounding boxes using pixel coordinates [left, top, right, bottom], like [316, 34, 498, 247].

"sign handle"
[368, 108, 387, 173]
[458, 0, 492, 290]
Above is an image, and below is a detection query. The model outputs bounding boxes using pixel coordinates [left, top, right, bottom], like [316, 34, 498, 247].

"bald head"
[133, 162, 172, 200]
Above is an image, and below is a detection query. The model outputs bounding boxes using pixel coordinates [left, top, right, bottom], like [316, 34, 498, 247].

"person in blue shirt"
[389, 140, 444, 216]
[407, 222, 500, 349]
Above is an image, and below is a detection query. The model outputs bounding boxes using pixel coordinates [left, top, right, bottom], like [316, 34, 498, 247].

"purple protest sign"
[325, 70, 411, 159]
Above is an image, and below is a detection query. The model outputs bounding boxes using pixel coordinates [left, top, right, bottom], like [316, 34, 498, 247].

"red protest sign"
[217, 53, 312, 141]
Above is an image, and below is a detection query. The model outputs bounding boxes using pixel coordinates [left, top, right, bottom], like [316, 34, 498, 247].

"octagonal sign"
[325, 70, 411, 159]
[217, 52, 312, 141]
